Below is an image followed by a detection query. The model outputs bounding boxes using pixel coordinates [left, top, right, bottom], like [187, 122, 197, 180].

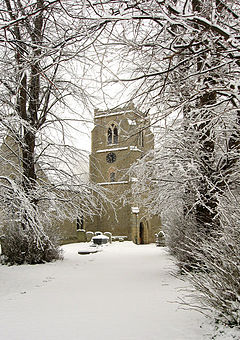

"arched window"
[107, 124, 118, 144]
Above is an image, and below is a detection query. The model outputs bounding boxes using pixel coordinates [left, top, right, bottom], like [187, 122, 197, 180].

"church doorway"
[139, 220, 149, 244]
[139, 222, 144, 244]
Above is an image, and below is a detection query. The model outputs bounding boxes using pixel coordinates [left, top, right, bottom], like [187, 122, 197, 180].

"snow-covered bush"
[1, 222, 61, 265]
[185, 195, 240, 326]
[0, 180, 62, 265]
[128, 121, 240, 324]
[163, 212, 201, 272]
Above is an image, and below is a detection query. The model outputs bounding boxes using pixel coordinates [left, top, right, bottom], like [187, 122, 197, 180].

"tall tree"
[0, 0, 111, 264]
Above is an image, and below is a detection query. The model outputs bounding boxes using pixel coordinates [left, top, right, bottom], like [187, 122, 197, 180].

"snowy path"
[0, 242, 212, 340]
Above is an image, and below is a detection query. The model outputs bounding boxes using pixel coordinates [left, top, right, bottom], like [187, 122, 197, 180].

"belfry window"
[107, 124, 118, 144]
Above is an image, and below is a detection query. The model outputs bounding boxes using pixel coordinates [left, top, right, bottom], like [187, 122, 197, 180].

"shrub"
[165, 196, 240, 326]
[1, 222, 62, 265]
[186, 200, 240, 326]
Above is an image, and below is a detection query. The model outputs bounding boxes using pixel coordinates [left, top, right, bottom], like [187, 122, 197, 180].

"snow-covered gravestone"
[104, 232, 112, 243]
[92, 234, 109, 245]
[155, 231, 165, 247]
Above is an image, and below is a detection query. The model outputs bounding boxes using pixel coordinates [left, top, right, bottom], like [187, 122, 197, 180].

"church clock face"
[106, 152, 116, 163]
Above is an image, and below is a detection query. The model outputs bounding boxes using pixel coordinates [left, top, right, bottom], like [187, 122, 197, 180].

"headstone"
[104, 232, 112, 243]
[155, 231, 165, 246]
[92, 234, 109, 245]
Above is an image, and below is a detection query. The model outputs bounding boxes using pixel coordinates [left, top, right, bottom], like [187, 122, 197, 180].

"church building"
[0, 104, 161, 245]
[87, 103, 161, 244]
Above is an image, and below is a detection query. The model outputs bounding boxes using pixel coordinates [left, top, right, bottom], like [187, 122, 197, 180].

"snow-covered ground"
[0, 242, 238, 340]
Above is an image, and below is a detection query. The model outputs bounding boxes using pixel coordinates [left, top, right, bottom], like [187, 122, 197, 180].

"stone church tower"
[87, 103, 161, 244]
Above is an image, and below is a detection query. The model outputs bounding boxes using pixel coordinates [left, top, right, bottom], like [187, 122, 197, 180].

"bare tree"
[0, 0, 112, 264]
